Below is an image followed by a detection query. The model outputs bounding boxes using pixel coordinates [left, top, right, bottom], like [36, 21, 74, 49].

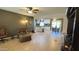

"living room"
[0, 7, 68, 51]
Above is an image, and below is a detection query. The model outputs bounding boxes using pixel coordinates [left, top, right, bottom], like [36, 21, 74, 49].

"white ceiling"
[0, 7, 67, 16]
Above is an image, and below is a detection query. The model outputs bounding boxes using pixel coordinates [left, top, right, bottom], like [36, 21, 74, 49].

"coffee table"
[18, 34, 32, 42]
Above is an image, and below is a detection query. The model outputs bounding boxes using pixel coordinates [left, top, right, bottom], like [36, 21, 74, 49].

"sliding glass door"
[51, 19, 63, 33]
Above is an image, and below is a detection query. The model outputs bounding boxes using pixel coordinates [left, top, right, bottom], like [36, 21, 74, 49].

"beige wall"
[0, 9, 34, 35]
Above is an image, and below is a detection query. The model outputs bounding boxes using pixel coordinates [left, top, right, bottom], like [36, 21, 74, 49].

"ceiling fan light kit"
[32, 9, 39, 13]
[26, 7, 39, 14]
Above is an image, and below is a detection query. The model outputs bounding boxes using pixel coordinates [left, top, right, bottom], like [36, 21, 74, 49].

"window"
[35, 19, 50, 27]
[52, 19, 62, 32]
[40, 22, 44, 26]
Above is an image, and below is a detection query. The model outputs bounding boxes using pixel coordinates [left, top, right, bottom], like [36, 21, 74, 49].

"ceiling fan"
[26, 7, 39, 14]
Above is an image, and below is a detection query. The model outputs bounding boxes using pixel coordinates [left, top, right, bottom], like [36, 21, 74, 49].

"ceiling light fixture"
[32, 9, 39, 13]
[27, 7, 32, 11]
[26, 7, 39, 14]
[28, 10, 32, 14]
[26, 7, 33, 14]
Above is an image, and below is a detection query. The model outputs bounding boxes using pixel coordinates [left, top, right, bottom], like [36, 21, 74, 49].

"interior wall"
[0, 9, 34, 35]
[26, 17, 34, 32]
[34, 13, 68, 34]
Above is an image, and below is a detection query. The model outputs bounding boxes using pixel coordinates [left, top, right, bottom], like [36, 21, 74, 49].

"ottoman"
[19, 34, 31, 42]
